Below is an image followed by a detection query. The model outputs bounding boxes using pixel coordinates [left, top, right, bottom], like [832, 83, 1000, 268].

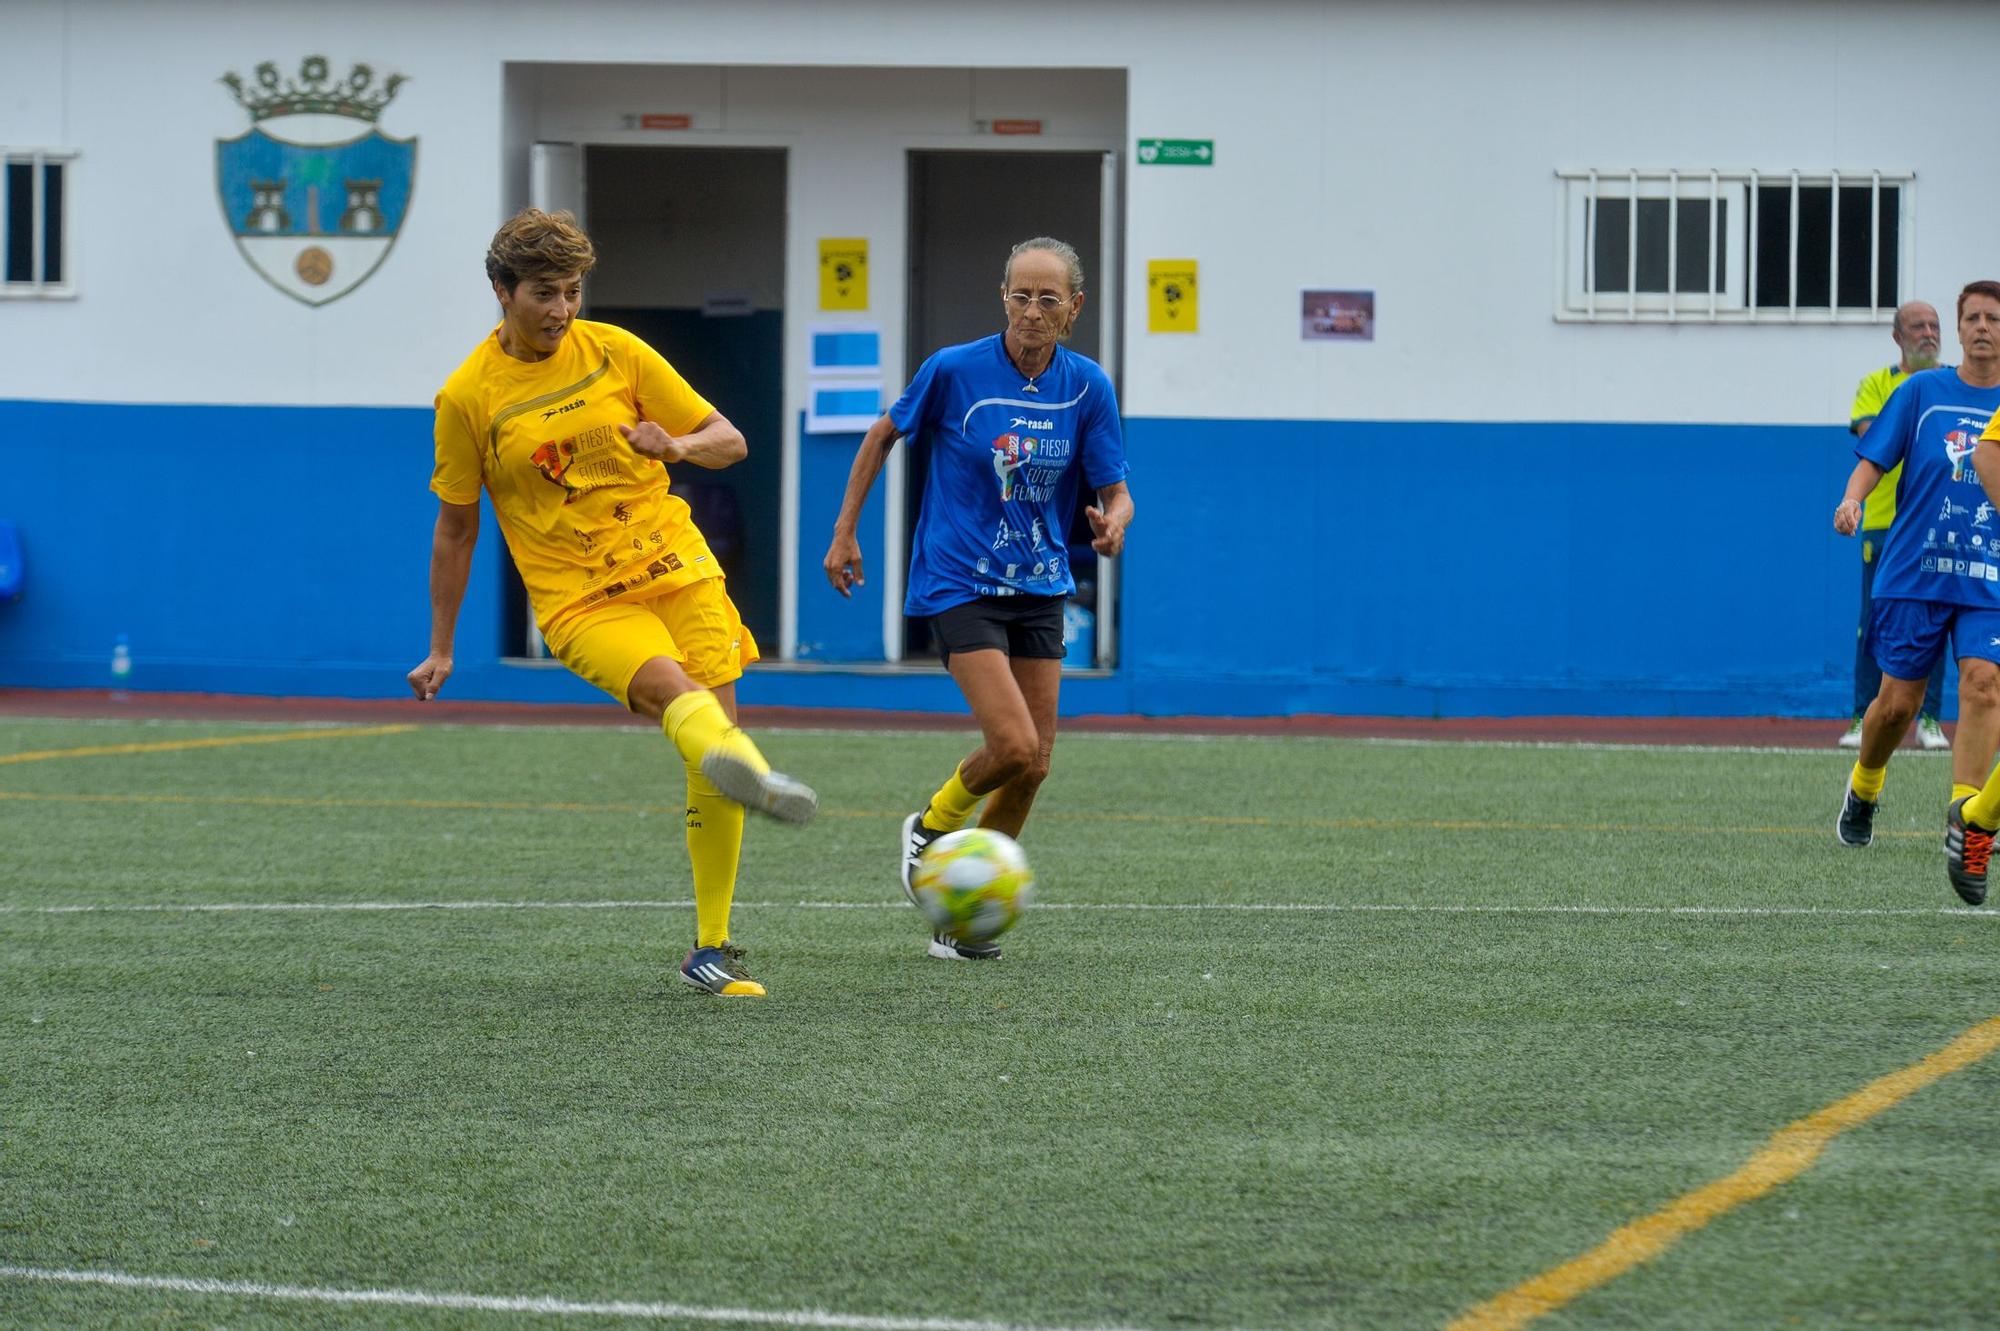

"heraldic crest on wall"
[216, 56, 416, 307]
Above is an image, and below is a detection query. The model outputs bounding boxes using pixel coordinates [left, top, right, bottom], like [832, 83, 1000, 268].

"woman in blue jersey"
[1832, 279, 2000, 906]
[823, 237, 1134, 961]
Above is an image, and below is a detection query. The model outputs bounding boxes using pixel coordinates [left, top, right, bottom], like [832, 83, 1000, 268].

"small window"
[2, 149, 75, 297]
[1558, 168, 1908, 323]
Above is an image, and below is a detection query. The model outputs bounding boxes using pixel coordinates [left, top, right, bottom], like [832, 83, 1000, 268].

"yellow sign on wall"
[1147, 259, 1198, 333]
[819, 238, 869, 311]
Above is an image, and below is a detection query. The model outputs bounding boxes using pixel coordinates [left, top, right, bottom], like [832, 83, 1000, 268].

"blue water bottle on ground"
[110, 633, 132, 699]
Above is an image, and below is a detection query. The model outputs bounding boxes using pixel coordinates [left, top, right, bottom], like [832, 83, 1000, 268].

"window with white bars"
[2, 149, 75, 297]
[1557, 169, 1910, 323]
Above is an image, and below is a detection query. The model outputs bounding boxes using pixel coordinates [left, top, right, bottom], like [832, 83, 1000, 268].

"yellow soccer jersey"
[1851, 364, 1910, 532]
[432, 320, 724, 631]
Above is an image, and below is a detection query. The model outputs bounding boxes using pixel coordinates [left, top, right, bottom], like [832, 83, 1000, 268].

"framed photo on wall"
[1302, 289, 1374, 341]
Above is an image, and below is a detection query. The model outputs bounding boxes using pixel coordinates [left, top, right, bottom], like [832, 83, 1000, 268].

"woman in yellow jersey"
[408, 208, 814, 998]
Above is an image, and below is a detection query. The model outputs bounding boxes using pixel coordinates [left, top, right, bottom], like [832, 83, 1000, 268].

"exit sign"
[1137, 138, 1214, 166]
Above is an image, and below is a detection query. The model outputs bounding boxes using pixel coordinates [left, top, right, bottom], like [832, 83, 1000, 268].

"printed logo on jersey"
[531, 440, 578, 499]
[526, 425, 625, 503]
[216, 56, 417, 307]
[981, 424, 1077, 504]
[992, 433, 1037, 500]
[1947, 429, 1979, 481]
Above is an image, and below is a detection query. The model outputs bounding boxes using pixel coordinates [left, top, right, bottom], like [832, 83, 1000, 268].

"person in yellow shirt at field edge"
[407, 208, 816, 999]
[1842, 301, 1949, 751]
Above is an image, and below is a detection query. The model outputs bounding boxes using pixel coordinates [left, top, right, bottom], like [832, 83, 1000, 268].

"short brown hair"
[1958, 280, 2000, 320]
[485, 208, 596, 291]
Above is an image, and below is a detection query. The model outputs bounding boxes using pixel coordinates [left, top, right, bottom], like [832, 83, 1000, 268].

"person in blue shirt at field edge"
[822, 237, 1133, 962]
[1832, 280, 2000, 908]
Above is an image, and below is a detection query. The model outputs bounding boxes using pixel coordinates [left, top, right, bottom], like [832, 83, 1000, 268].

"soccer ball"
[911, 827, 1035, 943]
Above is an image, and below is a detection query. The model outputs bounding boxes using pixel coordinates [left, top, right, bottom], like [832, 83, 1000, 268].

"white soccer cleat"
[700, 746, 818, 825]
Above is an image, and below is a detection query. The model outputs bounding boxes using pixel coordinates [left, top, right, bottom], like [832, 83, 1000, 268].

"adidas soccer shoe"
[1945, 797, 1991, 906]
[900, 810, 942, 905]
[700, 738, 818, 826]
[1836, 786, 1877, 848]
[929, 932, 1003, 961]
[679, 943, 767, 997]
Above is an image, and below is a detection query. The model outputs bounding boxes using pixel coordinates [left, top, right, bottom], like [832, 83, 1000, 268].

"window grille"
[1557, 169, 1909, 323]
[2, 149, 75, 297]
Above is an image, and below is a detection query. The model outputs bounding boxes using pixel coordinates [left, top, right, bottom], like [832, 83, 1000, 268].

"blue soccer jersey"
[1860, 368, 2000, 606]
[890, 334, 1129, 616]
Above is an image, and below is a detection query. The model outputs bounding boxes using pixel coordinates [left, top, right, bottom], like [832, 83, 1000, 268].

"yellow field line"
[0, 785, 1948, 839]
[1447, 1014, 2000, 1331]
[0, 789, 665, 815]
[0, 725, 417, 766]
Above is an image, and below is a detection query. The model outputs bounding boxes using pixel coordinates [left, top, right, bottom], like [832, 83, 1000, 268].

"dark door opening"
[902, 149, 1110, 664]
[504, 145, 787, 658]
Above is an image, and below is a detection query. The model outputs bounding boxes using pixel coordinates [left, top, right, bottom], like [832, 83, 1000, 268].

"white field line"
[0, 1264, 1157, 1331]
[1, 898, 1994, 920]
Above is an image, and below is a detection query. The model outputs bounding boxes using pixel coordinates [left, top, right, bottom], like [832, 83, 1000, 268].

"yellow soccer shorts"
[543, 575, 760, 707]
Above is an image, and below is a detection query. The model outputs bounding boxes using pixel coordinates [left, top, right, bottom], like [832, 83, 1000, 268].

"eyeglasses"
[1004, 292, 1072, 311]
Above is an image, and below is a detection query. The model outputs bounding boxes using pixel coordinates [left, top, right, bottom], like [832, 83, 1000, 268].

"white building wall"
[4, 0, 1997, 424]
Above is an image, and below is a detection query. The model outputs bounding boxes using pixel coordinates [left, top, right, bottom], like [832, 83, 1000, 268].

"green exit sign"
[1137, 138, 1214, 166]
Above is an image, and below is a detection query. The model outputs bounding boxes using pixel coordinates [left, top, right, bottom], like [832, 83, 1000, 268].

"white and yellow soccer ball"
[911, 827, 1035, 943]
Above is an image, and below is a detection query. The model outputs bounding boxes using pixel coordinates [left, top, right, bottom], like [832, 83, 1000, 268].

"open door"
[902, 148, 1117, 669]
[501, 142, 587, 660]
[582, 145, 787, 653]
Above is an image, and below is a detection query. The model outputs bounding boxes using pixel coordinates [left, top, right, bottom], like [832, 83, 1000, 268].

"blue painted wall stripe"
[0, 399, 1869, 717]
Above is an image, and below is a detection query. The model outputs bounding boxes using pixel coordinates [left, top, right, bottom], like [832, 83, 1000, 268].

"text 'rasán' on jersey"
[1857, 367, 2000, 608]
[432, 320, 724, 633]
[889, 334, 1129, 617]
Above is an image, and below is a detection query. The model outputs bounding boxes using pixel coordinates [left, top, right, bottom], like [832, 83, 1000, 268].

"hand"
[824, 532, 866, 597]
[1086, 504, 1127, 557]
[407, 653, 453, 701]
[620, 420, 687, 464]
[1833, 498, 1862, 536]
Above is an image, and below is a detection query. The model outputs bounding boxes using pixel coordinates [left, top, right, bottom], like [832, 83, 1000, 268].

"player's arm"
[1850, 370, 1887, 438]
[1973, 435, 2000, 521]
[1833, 460, 1884, 536]
[407, 500, 480, 700]
[620, 411, 746, 469]
[1086, 480, 1134, 557]
[823, 413, 904, 597]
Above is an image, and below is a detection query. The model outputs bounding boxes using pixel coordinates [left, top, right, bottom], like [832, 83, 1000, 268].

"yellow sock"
[924, 763, 981, 832]
[1850, 762, 1887, 803]
[1953, 782, 1981, 806]
[685, 766, 746, 949]
[662, 689, 768, 776]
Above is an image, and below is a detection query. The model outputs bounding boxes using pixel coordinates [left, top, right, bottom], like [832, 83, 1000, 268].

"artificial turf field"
[2, 713, 1997, 1330]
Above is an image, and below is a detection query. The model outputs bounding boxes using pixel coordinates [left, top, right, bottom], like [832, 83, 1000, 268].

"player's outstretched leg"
[663, 690, 817, 825]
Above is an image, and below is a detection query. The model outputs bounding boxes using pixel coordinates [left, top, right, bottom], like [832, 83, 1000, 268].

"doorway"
[505, 144, 787, 657]
[902, 149, 1113, 663]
